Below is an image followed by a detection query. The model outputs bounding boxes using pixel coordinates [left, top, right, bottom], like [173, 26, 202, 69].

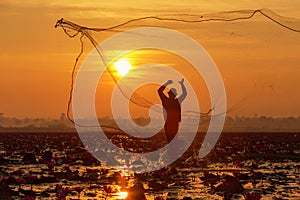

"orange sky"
[0, 1, 300, 118]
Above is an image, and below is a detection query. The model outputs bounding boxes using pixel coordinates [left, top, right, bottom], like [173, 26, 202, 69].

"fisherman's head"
[168, 88, 177, 99]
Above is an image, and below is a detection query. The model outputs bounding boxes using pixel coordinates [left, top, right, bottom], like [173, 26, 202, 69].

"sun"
[113, 58, 132, 76]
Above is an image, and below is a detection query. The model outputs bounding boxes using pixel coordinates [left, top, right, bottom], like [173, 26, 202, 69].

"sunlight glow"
[114, 58, 132, 76]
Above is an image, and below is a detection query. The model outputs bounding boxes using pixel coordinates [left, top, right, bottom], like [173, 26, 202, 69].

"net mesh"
[55, 8, 300, 130]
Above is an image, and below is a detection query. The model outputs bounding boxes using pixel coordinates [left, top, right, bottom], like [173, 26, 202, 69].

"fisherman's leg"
[165, 122, 179, 143]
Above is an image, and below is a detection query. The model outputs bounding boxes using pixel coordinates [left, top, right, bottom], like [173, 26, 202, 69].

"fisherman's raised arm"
[178, 78, 187, 103]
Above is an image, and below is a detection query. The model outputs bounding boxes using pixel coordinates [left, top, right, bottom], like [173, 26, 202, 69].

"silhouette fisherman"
[158, 79, 187, 143]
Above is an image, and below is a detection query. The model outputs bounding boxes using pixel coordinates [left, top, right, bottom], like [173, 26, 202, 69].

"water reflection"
[0, 132, 300, 199]
[117, 191, 128, 199]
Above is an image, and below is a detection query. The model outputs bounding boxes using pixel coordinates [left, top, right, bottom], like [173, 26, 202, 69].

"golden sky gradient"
[0, 0, 300, 118]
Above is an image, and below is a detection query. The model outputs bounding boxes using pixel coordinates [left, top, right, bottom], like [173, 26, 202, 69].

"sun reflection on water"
[117, 191, 128, 199]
